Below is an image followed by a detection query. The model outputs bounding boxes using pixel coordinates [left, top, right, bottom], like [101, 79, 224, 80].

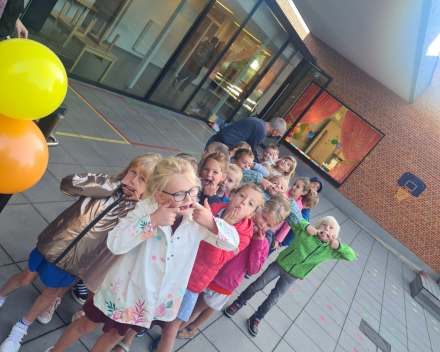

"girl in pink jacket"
[176, 195, 292, 339]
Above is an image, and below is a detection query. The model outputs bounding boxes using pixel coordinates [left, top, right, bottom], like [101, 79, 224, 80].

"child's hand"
[203, 182, 218, 197]
[329, 236, 340, 249]
[150, 201, 180, 227]
[192, 199, 216, 232]
[306, 225, 319, 236]
[125, 189, 140, 201]
[223, 208, 238, 225]
[253, 230, 265, 240]
[260, 178, 272, 191]
[271, 239, 281, 250]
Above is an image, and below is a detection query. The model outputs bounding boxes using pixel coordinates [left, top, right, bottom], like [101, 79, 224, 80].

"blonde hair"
[233, 148, 254, 161]
[315, 216, 340, 238]
[227, 164, 243, 185]
[112, 153, 161, 199]
[146, 157, 200, 199]
[261, 163, 274, 179]
[201, 152, 229, 174]
[275, 156, 297, 179]
[260, 195, 291, 227]
[302, 190, 319, 208]
[293, 177, 311, 194]
[231, 141, 252, 151]
[233, 182, 264, 213]
[176, 153, 197, 172]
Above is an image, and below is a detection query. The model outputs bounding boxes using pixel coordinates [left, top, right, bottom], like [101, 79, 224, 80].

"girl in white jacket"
[48, 157, 240, 352]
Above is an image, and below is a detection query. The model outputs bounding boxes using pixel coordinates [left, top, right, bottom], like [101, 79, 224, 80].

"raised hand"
[222, 208, 238, 225]
[329, 235, 340, 249]
[306, 225, 319, 236]
[253, 229, 265, 241]
[203, 181, 218, 197]
[259, 178, 273, 191]
[150, 200, 180, 227]
[271, 239, 281, 250]
[192, 199, 216, 232]
[124, 187, 140, 201]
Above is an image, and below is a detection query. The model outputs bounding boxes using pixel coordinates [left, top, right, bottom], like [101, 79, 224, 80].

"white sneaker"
[0, 298, 5, 308]
[0, 322, 28, 352]
[44, 349, 53, 352]
[37, 297, 61, 324]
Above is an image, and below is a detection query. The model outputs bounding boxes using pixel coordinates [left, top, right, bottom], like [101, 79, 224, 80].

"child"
[229, 141, 252, 162]
[176, 153, 198, 172]
[231, 148, 254, 170]
[199, 152, 228, 205]
[153, 183, 264, 352]
[272, 155, 297, 179]
[0, 153, 161, 352]
[217, 164, 242, 203]
[310, 176, 324, 193]
[269, 177, 311, 250]
[200, 142, 230, 165]
[224, 216, 355, 336]
[277, 190, 319, 253]
[46, 157, 240, 352]
[176, 195, 292, 339]
[260, 143, 279, 166]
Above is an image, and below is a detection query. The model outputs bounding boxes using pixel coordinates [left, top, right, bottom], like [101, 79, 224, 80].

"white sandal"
[112, 341, 130, 352]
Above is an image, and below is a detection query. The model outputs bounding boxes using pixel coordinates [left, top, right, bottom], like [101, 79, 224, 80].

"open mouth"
[179, 204, 191, 211]
[235, 206, 241, 212]
[202, 179, 212, 186]
[253, 224, 261, 233]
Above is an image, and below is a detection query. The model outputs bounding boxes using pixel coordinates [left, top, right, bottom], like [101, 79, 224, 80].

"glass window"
[285, 83, 383, 185]
[231, 44, 297, 123]
[149, 0, 259, 110]
[24, 0, 210, 97]
[181, 0, 289, 122]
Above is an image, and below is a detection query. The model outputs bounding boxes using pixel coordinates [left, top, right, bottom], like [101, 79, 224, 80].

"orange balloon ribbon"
[0, 114, 49, 194]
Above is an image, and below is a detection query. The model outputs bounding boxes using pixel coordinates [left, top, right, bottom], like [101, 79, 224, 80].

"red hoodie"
[186, 202, 254, 293]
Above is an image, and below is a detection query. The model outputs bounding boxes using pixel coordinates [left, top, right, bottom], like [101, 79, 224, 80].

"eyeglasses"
[161, 187, 200, 202]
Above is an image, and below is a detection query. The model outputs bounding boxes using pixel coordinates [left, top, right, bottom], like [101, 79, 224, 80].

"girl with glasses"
[46, 157, 239, 352]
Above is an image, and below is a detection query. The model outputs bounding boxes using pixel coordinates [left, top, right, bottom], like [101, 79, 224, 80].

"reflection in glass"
[24, 0, 209, 97]
[285, 83, 383, 184]
[150, 0, 259, 110]
[183, 1, 289, 122]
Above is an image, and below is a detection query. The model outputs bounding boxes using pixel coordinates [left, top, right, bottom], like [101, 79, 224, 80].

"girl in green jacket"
[223, 215, 355, 336]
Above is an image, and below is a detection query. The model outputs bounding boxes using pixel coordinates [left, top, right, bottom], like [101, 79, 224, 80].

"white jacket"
[93, 198, 239, 328]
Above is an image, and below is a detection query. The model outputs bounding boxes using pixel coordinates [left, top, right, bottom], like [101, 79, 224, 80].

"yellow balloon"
[0, 39, 68, 120]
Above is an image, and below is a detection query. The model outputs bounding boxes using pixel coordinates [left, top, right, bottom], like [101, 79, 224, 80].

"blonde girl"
[0, 153, 161, 352]
[272, 156, 297, 179]
[47, 157, 239, 352]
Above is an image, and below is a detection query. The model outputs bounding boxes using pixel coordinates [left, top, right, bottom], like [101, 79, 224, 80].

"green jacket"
[276, 219, 356, 279]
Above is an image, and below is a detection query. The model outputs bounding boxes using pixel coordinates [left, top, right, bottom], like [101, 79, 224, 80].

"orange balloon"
[293, 126, 301, 133]
[305, 126, 312, 132]
[0, 114, 49, 193]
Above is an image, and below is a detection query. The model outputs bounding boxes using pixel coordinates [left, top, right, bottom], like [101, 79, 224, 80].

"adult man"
[173, 37, 219, 93]
[0, 0, 27, 42]
[205, 117, 287, 161]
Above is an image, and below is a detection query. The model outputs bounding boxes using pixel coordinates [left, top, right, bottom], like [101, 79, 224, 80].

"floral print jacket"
[93, 198, 239, 328]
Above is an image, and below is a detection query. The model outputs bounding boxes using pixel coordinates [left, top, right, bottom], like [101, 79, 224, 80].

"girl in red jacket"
[176, 195, 292, 339]
[154, 183, 264, 352]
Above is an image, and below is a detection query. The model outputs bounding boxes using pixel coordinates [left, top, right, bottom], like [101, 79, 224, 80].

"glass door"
[149, 0, 259, 110]
[182, 0, 289, 121]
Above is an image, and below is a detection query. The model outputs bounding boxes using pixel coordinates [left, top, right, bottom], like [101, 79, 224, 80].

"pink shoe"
[71, 309, 85, 322]
[37, 297, 61, 324]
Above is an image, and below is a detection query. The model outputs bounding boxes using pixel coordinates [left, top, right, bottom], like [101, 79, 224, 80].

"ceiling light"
[216, 1, 233, 14]
[234, 22, 261, 43]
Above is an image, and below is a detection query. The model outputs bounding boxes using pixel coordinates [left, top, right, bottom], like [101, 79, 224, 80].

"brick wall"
[298, 34, 440, 272]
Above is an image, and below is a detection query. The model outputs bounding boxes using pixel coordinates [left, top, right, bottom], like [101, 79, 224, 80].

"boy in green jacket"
[224, 215, 355, 336]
